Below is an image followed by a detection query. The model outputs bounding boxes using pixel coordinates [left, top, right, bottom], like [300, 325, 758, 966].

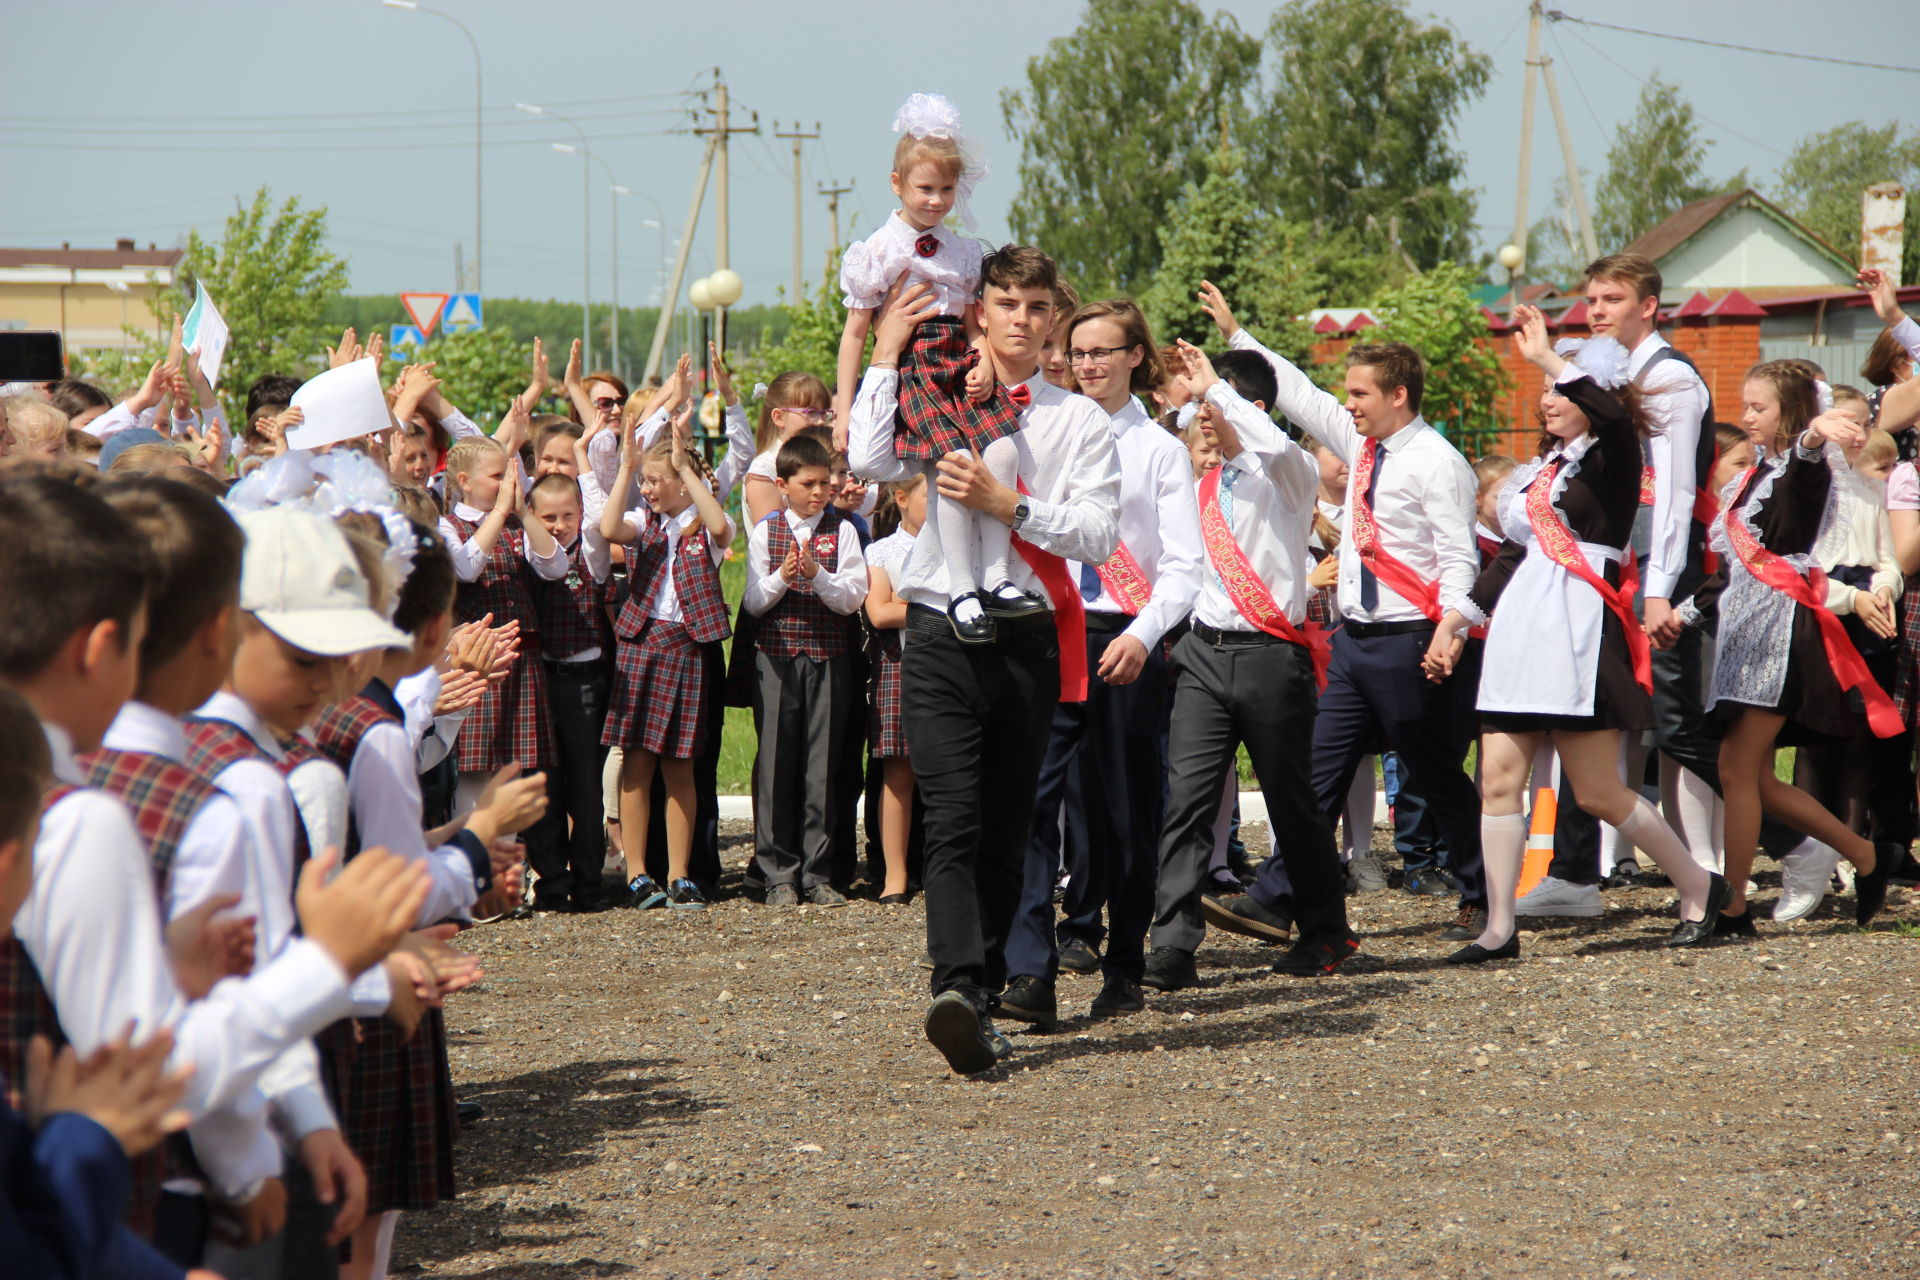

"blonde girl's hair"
[444, 435, 506, 505]
[892, 133, 964, 182]
[753, 371, 831, 454]
[1, 396, 70, 456]
[642, 435, 716, 496]
[1863, 428, 1899, 469]
[1745, 359, 1819, 456]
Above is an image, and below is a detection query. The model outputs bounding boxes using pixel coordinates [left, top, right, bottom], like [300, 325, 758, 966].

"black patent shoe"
[1666, 873, 1733, 948]
[948, 592, 997, 644]
[1442, 934, 1520, 965]
[1713, 906, 1757, 939]
[986, 581, 1048, 615]
[1857, 842, 1897, 924]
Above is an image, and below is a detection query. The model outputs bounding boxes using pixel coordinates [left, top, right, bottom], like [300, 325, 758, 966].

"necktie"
[1079, 560, 1102, 603]
[1359, 441, 1383, 613]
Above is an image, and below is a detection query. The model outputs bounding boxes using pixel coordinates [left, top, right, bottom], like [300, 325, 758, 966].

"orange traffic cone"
[1516, 785, 1557, 898]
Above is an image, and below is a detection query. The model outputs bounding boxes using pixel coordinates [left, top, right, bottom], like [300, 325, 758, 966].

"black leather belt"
[1189, 621, 1281, 647]
[1341, 619, 1434, 639]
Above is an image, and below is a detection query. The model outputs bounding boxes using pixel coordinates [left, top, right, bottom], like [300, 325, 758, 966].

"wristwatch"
[1012, 498, 1031, 530]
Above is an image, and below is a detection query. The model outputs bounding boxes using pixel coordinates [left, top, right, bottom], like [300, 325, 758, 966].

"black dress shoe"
[1089, 976, 1145, 1016]
[925, 991, 998, 1074]
[1271, 932, 1360, 976]
[995, 975, 1057, 1027]
[456, 1100, 485, 1125]
[878, 892, 911, 906]
[1713, 906, 1758, 939]
[1442, 934, 1520, 965]
[1603, 858, 1646, 889]
[1201, 893, 1292, 944]
[1666, 873, 1733, 948]
[1439, 906, 1486, 941]
[506, 902, 536, 921]
[985, 582, 1049, 615]
[1141, 946, 1197, 991]
[947, 593, 997, 644]
[1057, 937, 1101, 974]
[1857, 841, 1898, 924]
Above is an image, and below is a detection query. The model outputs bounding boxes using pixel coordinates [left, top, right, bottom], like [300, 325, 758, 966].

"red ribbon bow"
[914, 233, 939, 258]
[1007, 382, 1031, 408]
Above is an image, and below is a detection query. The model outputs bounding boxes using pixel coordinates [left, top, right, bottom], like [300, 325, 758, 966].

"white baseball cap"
[237, 508, 411, 656]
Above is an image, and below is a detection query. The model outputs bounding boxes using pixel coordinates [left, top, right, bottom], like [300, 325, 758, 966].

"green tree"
[1001, 0, 1262, 296]
[737, 272, 847, 404]
[383, 326, 533, 429]
[1776, 120, 1920, 282]
[1362, 262, 1510, 457]
[1139, 147, 1318, 365]
[1252, 0, 1490, 279]
[1592, 74, 1742, 252]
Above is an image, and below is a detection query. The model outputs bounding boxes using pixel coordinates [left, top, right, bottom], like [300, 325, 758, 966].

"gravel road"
[401, 825, 1920, 1279]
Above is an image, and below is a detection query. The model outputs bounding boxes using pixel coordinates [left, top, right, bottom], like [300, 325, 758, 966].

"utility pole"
[694, 69, 758, 352]
[775, 120, 821, 300]
[1538, 22, 1599, 262]
[817, 179, 853, 285]
[646, 137, 718, 382]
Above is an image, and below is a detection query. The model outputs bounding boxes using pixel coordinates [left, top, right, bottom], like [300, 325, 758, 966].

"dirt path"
[401, 832, 1920, 1279]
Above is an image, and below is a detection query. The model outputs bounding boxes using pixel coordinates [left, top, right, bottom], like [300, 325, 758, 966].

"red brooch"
[914, 233, 939, 258]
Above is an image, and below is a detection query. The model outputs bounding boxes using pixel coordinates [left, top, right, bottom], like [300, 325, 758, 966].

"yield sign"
[400, 292, 449, 337]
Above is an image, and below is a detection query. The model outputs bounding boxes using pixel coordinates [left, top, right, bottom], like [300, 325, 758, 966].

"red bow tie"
[1007, 382, 1032, 408]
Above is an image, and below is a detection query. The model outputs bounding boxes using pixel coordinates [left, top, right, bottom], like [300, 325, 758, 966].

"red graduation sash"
[1012, 480, 1088, 702]
[1524, 460, 1653, 695]
[1724, 506, 1902, 738]
[1349, 438, 1443, 623]
[1095, 541, 1153, 616]
[1197, 467, 1330, 690]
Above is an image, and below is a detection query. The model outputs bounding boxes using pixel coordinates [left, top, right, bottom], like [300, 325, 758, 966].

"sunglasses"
[593, 396, 626, 413]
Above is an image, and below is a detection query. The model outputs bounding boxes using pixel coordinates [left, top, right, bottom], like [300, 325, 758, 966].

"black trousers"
[903, 606, 1059, 1002]
[1251, 625, 1485, 911]
[1007, 616, 1172, 982]
[534, 658, 610, 906]
[831, 650, 872, 886]
[1154, 631, 1347, 951]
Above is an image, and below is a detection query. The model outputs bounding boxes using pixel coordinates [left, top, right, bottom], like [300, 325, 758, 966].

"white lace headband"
[1553, 335, 1631, 391]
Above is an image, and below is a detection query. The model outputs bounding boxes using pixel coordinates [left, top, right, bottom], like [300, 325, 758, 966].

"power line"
[5, 91, 696, 127]
[0, 128, 685, 155]
[7, 107, 693, 138]
[1546, 11, 1920, 76]
[1558, 26, 1791, 159]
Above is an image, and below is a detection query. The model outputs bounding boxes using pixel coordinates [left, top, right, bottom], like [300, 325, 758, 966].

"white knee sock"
[1664, 757, 1723, 873]
[1615, 796, 1712, 914]
[930, 465, 982, 606]
[1478, 812, 1528, 948]
[977, 435, 1020, 589]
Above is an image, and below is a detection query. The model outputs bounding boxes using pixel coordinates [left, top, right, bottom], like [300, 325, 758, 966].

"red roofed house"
[0, 239, 182, 352]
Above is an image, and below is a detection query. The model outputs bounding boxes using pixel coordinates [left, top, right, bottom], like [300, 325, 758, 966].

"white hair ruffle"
[224, 448, 416, 619]
[1553, 334, 1631, 391]
[891, 92, 989, 230]
[1815, 379, 1835, 416]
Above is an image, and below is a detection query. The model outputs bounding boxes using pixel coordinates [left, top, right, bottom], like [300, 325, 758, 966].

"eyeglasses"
[776, 406, 835, 423]
[1066, 345, 1134, 367]
[593, 396, 626, 413]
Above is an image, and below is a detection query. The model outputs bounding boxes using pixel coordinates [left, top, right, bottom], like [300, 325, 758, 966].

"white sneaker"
[1346, 854, 1390, 894]
[1773, 841, 1841, 921]
[1514, 875, 1605, 918]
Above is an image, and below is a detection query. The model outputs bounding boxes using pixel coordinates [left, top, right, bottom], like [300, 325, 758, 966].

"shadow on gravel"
[402, 1055, 717, 1273]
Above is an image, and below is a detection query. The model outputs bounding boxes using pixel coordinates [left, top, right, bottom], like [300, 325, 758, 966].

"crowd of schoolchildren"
[8, 87, 1920, 1258]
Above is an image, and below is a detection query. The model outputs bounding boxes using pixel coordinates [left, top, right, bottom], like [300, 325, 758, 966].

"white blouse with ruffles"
[839, 212, 984, 317]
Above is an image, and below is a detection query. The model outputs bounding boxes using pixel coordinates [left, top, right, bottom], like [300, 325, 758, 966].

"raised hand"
[1509, 303, 1557, 369]
[563, 337, 584, 392]
[1810, 408, 1868, 450]
[527, 336, 552, 406]
[129, 358, 175, 416]
[1858, 267, 1905, 327]
[366, 331, 386, 369]
[392, 362, 439, 425]
[708, 340, 735, 404]
[165, 312, 186, 371]
[1197, 280, 1240, 341]
[326, 327, 362, 370]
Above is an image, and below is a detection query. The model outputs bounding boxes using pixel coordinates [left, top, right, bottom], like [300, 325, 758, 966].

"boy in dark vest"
[743, 434, 870, 906]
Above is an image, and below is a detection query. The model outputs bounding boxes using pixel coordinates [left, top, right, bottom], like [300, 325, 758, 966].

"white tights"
[932, 436, 1019, 605]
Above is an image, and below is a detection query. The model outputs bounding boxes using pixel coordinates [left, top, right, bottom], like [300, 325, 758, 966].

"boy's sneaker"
[996, 975, 1057, 1027]
[804, 883, 848, 907]
[1346, 854, 1390, 894]
[625, 875, 667, 910]
[667, 878, 708, 909]
[925, 990, 999, 1075]
[1514, 876, 1604, 918]
[1271, 932, 1360, 976]
[765, 884, 801, 907]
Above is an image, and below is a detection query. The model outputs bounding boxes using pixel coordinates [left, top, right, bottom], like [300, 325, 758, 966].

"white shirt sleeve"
[587, 426, 621, 492]
[813, 523, 869, 615]
[1426, 454, 1485, 621]
[85, 400, 142, 439]
[1008, 405, 1123, 569]
[439, 409, 483, 441]
[712, 402, 757, 498]
[186, 1090, 282, 1201]
[523, 526, 570, 581]
[348, 724, 483, 924]
[1229, 328, 1360, 463]
[1641, 372, 1708, 599]
[20, 793, 354, 1121]
[742, 516, 787, 616]
[438, 515, 486, 582]
[848, 368, 911, 482]
[166, 797, 260, 928]
[256, 1038, 339, 1143]
[1127, 438, 1205, 653]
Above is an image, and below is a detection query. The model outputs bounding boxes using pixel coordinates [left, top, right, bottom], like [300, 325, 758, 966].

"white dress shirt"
[344, 700, 488, 925]
[1070, 395, 1203, 650]
[1232, 329, 1479, 625]
[439, 501, 570, 584]
[587, 402, 758, 500]
[849, 368, 1121, 611]
[22, 723, 356, 1154]
[1629, 332, 1712, 599]
[743, 508, 871, 617]
[1189, 380, 1320, 631]
[624, 505, 732, 624]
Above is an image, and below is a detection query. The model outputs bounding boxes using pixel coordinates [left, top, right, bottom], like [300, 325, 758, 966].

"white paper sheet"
[180, 282, 230, 390]
[286, 360, 392, 451]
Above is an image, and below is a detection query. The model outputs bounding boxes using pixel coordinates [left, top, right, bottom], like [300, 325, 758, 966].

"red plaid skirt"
[869, 640, 907, 758]
[338, 1009, 458, 1213]
[603, 621, 709, 758]
[455, 637, 556, 773]
[894, 315, 1023, 461]
[1894, 574, 1920, 727]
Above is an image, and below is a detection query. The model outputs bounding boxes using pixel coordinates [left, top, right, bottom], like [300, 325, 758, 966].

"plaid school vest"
[78, 748, 219, 900]
[312, 696, 402, 859]
[443, 510, 542, 641]
[616, 517, 731, 644]
[758, 508, 857, 660]
[532, 539, 611, 658]
[186, 717, 315, 871]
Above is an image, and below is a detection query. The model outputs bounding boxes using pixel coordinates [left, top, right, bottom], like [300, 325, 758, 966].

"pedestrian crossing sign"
[443, 293, 484, 333]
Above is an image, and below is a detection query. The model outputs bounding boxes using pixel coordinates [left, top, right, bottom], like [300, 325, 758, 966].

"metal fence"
[1758, 339, 1879, 384]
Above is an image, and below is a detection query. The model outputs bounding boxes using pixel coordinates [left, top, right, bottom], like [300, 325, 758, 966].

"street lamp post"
[584, 154, 630, 382]
[519, 102, 591, 369]
[381, 0, 482, 293]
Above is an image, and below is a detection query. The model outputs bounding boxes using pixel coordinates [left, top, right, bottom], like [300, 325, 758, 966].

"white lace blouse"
[839, 212, 983, 316]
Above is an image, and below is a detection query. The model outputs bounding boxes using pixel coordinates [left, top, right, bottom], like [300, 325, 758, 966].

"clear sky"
[3, 0, 1904, 316]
